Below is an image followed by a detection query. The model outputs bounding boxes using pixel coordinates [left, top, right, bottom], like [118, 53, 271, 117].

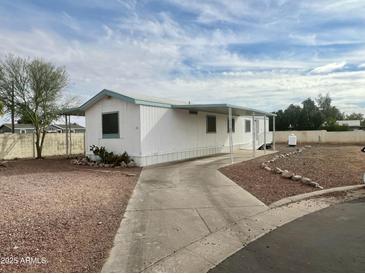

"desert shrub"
[320, 124, 351, 132]
[90, 145, 132, 165]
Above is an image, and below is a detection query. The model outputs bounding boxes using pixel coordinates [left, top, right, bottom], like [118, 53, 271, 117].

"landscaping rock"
[291, 175, 302, 181]
[274, 167, 283, 174]
[0, 161, 9, 168]
[121, 172, 137, 177]
[281, 171, 293, 179]
[301, 177, 311, 184]
[264, 166, 272, 172]
[308, 181, 319, 188]
[127, 162, 136, 168]
[71, 159, 79, 165]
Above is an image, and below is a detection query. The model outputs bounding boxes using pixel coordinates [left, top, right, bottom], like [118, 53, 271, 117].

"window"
[245, 120, 251, 133]
[227, 118, 235, 133]
[102, 112, 119, 138]
[206, 115, 216, 133]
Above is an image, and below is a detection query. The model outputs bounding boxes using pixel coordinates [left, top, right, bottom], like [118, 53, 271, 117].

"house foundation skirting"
[133, 144, 245, 166]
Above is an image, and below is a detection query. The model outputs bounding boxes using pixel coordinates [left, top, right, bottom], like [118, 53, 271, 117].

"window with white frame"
[102, 112, 119, 138]
[206, 115, 216, 133]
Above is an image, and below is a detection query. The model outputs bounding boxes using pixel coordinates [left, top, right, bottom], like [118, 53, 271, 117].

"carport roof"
[61, 89, 275, 117]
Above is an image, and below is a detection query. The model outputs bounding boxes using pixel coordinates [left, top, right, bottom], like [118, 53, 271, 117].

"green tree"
[16, 58, 68, 158]
[316, 93, 343, 125]
[300, 98, 323, 130]
[0, 55, 28, 132]
[284, 104, 302, 129]
[345, 113, 364, 120]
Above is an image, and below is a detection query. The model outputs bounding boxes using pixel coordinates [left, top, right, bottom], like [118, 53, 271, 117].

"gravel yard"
[0, 158, 141, 272]
[220, 144, 365, 205]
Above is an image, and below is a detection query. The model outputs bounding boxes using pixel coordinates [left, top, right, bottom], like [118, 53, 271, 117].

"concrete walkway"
[102, 150, 274, 272]
[102, 149, 365, 272]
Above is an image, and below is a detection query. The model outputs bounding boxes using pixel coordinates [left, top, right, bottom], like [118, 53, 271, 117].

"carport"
[174, 104, 277, 163]
[60, 107, 85, 157]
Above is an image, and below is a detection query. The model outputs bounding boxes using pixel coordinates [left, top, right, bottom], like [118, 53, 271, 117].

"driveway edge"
[270, 184, 365, 208]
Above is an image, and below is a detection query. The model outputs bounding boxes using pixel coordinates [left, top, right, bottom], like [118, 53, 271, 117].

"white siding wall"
[85, 97, 141, 158]
[139, 105, 271, 166]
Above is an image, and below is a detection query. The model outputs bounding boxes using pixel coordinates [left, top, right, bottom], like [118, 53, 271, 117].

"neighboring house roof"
[336, 120, 361, 127]
[2, 123, 35, 130]
[0, 123, 84, 131]
[64, 89, 275, 117]
[53, 124, 85, 130]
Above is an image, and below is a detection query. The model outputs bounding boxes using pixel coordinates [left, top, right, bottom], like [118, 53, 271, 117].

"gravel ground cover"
[220, 144, 365, 205]
[0, 158, 141, 272]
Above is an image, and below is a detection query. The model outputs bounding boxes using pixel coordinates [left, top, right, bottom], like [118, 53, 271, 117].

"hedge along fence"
[0, 133, 85, 160]
[275, 130, 365, 144]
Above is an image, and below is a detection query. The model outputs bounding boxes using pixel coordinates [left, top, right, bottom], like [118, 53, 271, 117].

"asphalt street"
[210, 198, 365, 272]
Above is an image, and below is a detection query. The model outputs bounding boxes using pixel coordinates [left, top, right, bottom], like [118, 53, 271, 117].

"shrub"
[90, 145, 133, 165]
[320, 124, 351, 132]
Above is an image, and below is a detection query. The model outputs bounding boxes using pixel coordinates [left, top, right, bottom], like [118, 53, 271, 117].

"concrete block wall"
[275, 130, 365, 144]
[0, 133, 85, 160]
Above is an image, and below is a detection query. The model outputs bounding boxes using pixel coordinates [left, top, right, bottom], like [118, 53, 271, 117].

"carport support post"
[252, 112, 256, 158]
[264, 115, 267, 154]
[273, 115, 276, 150]
[228, 107, 234, 164]
[65, 114, 69, 156]
[68, 115, 72, 155]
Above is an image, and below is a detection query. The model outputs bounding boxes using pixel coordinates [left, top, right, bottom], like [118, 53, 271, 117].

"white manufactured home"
[68, 89, 276, 166]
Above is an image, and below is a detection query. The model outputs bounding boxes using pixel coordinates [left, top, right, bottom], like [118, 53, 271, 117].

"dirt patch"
[220, 144, 365, 205]
[0, 158, 141, 272]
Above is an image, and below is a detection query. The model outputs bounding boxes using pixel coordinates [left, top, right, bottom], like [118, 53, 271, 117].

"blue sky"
[1, 0, 365, 124]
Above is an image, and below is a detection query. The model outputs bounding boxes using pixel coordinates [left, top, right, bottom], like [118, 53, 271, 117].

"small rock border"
[261, 145, 324, 190]
[70, 157, 136, 168]
[0, 161, 9, 168]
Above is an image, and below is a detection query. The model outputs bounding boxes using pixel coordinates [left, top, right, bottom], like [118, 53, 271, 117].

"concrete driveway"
[102, 150, 274, 272]
[210, 198, 365, 272]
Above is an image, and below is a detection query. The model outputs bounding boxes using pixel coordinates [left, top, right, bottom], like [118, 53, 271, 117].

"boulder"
[261, 162, 267, 168]
[120, 162, 127, 168]
[264, 166, 272, 172]
[281, 171, 293, 179]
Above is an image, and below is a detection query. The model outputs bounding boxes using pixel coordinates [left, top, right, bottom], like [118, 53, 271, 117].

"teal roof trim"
[79, 89, 173, 110]
[67, 89, 276, 117]
[174, 104, 276, 117]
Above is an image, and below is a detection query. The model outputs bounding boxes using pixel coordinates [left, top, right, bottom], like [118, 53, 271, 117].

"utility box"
[288, 133, 297, 146]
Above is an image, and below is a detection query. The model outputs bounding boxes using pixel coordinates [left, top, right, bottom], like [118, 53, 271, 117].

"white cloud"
[310, 62, 347, 74]
[0, 0, 365, 127]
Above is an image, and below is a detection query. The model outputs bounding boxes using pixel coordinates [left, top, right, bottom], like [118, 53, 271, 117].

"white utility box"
[288, 133, 297, 146]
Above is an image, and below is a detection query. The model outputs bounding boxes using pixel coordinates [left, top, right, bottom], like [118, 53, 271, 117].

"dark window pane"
[227, 118, 235, 132]
[245, 120, 251, 132]
[206, 116, 216, 133]
[102, 112, 119, 137]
